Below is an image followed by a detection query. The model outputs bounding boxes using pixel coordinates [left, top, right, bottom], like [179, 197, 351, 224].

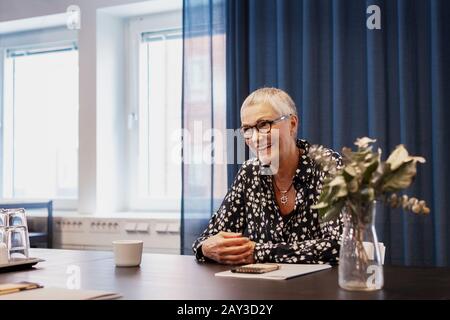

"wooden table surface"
[0, 249, 449, 300]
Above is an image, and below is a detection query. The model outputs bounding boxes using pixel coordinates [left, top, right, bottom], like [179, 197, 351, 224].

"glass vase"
[339, 200, 384, 291]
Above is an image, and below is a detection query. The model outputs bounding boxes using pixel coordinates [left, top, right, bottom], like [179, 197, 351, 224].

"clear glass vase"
[339, 201, 384, 291]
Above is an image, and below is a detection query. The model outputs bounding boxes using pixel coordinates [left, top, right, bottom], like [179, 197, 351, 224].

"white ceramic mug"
[112, 240, 143, 267]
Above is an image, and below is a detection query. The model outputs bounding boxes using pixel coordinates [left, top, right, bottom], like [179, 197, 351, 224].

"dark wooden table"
[0, 249, 449, 299]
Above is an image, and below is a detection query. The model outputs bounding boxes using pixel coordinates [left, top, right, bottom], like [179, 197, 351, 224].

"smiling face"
[241, 103, 298, 167]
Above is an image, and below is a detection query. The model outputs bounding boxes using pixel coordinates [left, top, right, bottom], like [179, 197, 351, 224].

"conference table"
[0, 249, 449, 300]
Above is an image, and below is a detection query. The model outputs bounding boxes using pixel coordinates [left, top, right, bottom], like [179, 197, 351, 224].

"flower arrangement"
[309, 137, 430, 223]
[309, 137, 429, 291]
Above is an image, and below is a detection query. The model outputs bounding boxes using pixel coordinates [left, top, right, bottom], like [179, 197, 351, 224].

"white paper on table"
[0, 287, 121, 300]
[215, 263, 332, 280]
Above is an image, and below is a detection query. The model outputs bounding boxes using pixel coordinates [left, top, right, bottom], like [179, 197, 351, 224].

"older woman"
[192, 87, 342, 265]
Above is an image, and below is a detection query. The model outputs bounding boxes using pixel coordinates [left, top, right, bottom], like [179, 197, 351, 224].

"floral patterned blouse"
[193, 139, 343, 264]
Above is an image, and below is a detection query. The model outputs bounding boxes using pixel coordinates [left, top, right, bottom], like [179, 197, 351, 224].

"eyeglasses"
[240, 114, 291, 139]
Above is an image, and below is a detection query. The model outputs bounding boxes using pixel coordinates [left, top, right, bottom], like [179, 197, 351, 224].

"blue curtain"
[181, 0, 227, 254]
[226, 0, 450, 266]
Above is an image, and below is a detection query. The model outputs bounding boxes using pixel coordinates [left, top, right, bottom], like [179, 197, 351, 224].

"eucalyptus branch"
[386, 193, 430, 215]
[310, 137, 430, 222]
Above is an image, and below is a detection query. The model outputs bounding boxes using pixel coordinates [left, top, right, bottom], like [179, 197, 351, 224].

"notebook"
[0, 284, 121, 300]
[215, 263, 331, 280]
[0, 281, 42, 296]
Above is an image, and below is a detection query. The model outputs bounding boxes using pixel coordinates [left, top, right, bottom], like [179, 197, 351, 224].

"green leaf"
[342, 147, 353, 161]
[382, 160, 417, 192]
[344, 166, 357, 177]
[364, 153, 373, 161]
[362, 158, 379, 184]
[329, 175, 346, 187]
[386, 144, 409, 171]
[406, 156, 426, 164]
[320, 200, 345, 223]
[350, 151, 372, 165]
[336, 185, 348, 198]
[360, 187, 375, 202]
[313, 186, 332, 209]
[354, 137, 377, 149]
[311, 202, 329, 209]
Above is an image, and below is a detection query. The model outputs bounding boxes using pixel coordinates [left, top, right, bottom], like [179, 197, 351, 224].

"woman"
[192, 88, 343, 265]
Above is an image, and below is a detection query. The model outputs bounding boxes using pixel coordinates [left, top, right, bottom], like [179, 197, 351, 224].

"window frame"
[0, 28, 78, 210]
[126, 11, 183, 212]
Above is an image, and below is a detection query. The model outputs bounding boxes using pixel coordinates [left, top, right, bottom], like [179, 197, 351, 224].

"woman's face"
[241, 103, 297, 167]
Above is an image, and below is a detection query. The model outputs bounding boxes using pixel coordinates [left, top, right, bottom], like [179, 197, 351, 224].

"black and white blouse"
[193, 139, 343, 264]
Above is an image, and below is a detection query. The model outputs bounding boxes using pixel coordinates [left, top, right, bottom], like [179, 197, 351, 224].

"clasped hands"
[201, 231, 255, 265]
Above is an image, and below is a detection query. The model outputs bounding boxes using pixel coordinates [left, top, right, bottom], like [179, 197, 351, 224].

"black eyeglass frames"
[240, 114, 291, 139]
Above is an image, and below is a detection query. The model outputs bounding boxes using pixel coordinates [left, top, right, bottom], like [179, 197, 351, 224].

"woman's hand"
[201, 231, 255, 265]
[240, 241, 256, 264]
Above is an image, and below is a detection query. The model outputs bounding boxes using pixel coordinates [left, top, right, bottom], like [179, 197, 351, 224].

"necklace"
[273, 179, 294, 205]
[273, 147, 300, 205]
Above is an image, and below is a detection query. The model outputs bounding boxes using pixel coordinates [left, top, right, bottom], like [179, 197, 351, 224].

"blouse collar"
[294, 139, 316, 185]
[259, 138, 316, 186]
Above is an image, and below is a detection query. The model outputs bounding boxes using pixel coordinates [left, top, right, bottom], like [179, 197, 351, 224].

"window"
[2, 44, 79, 201]
[128, 9, 228, 212]
[128, 12, 183, 211]
[138, 30, 182, 207]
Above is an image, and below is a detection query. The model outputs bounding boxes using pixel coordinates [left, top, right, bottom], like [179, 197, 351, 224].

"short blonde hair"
[240, 87, 298, 117]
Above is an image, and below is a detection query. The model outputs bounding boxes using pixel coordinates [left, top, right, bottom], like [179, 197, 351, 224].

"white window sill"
[26, 210, 180, 220]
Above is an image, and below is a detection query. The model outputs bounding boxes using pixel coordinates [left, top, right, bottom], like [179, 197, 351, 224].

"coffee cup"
[112, 240, 143, 267]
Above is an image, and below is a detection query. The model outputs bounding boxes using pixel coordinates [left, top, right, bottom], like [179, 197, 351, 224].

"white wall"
[96, 12, 127, 214]
[0, 0, 182, 215]
[0, 0, 147, 21]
